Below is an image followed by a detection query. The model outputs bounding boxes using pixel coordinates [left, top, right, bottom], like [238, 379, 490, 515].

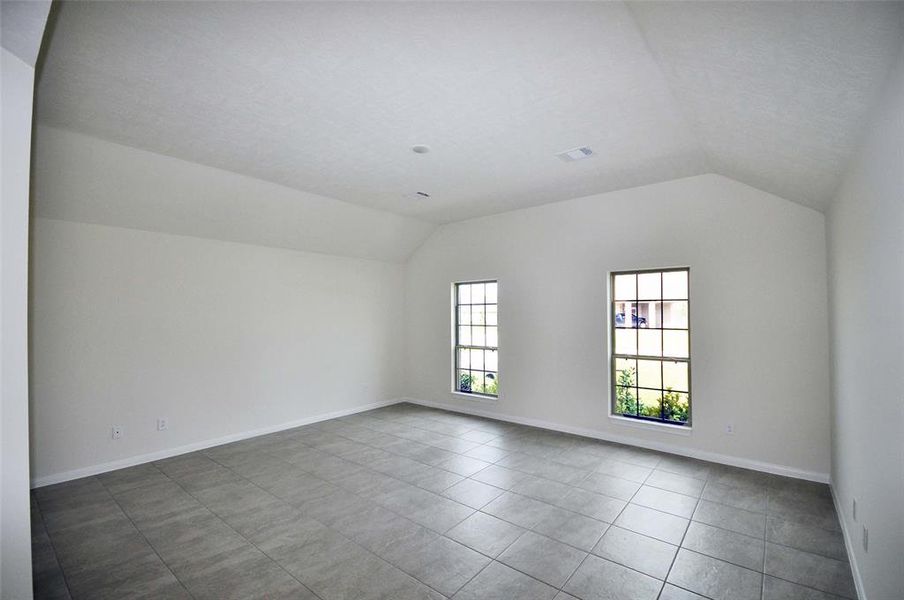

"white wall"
[31, 125, 436, 263]
[405, 174, 831, 479]
[826, 45, 904, 600]
[29, 218, 405, 484]
[1, 42, 43, 598]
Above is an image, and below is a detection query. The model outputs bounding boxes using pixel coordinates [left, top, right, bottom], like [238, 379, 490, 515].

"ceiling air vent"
[556, 146, 594, 162]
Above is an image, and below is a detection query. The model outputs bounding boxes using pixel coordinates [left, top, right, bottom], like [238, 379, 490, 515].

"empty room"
[2, 1, 902, 599]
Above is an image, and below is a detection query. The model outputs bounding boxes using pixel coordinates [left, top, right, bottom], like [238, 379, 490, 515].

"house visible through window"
[611, 268, 690, 424]
[454, 281, 498, 397]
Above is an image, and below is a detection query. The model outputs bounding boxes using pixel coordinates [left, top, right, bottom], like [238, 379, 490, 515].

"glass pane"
[469, 371, 482, 393]
[486, 305, 498, 326]
[458, 306, 471, 326]
[458, 284, 471, 304]
[637, 359, 662, 389]
[663, 361, 689, 392]
[663, 391, 689, 423]
[638, 388, 662, 418]
[662, 301, 688, 329]
[484, 349, 498, 372]
[458, 348, 470, 369]
[614, 301, 646, 328]
[663, 330, 689, 358]
[472, 326, 486, 346]
[636, 301, 658, 328]
[472, 305, 486, 325]
[614, 386, 637, 416]
[613, 274, 636, 301]
[663, 270, 688, 300]
[485, 282, 498, 304]
[486, 326, 498, 347]
[458, 326, 471, 346]
[471, 283, 485, 304]
[614, 329, 637, 355]
[480, 372, 492, 395]
[638, 272, 661, 300]
[638, 329, 662, 356]
[470, 348, 484, 371]
[614, 358, 636, 387]
[458, 370, 473, 392]
[484, 372, 498, 395]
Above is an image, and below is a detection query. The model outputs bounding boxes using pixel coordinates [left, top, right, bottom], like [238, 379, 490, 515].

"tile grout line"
[358, 406, 855, 599]
[560, 456, 659, 597]
[158, 466, 328, 600]
[658, 477, 702, 599]
[262, 416, 654, 596]
[440, 520, 534, 598]
[97, 469, 198, 600]
[318, 409, 851, 594]
[30, 496, 76, 600]
[200, 450, 467, 599]
[39, 404, 850, 600]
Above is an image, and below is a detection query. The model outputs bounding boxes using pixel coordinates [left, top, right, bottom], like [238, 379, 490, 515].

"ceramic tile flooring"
[32, 403, 856, 600]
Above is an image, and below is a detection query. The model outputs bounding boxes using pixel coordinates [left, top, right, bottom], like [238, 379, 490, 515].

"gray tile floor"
[32, 403, 856, 600]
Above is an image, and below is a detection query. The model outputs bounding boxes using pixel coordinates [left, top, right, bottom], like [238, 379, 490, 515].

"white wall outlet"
[852, 498, 857, 521]
[862, 525, 868, 552]
[111, 426, 123, 440]
[725, 423, 735, 434]
[157, 418, 168, 431]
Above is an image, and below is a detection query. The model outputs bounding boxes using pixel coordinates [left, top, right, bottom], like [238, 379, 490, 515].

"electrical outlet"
[862, 526, 868, 553]
[157, 418, 168, 431]
[852, 498, 857, 521]
[725, 423, 735, 434]
[111, 426, 123, 440]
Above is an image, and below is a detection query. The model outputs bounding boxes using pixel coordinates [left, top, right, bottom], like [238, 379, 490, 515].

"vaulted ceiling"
[35, 1, 904, 225]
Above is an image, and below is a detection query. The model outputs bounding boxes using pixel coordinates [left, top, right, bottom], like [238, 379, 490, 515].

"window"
[454, 281, 498, 397]
[611, 268, 690, 425]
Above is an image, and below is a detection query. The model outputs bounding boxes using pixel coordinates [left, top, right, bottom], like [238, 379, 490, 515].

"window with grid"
[454, 281, 498, 397]
[611, 268, 690, 424]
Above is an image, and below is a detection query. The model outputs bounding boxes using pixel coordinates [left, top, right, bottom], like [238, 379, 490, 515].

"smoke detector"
[556, 146, 594, 162]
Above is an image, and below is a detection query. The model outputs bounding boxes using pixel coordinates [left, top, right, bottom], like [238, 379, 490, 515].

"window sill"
[608, 414, 692, 436]
[451, 391, 498, 402]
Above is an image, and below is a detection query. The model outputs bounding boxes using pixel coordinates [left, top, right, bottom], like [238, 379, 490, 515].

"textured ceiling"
[1, 0, 51, 66]
[35, 1, 904, 225]
[628, 1, 904, 211]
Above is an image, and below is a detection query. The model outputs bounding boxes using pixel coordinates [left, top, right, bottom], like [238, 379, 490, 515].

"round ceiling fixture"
[411, 145, 430, 154]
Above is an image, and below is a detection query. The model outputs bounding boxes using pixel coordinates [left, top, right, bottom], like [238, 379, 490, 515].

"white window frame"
[451, 280, 499, 399]
[608, 267, 692, 429]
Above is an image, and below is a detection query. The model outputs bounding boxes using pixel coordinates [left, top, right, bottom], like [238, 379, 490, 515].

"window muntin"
[611, 268, 690, 424]
[454, 281, 498, 397]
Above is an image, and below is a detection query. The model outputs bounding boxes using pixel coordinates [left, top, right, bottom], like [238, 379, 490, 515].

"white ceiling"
[629, 1, 904, 210]
[35, 1, 904, 225]
[1, 0, 51, 66]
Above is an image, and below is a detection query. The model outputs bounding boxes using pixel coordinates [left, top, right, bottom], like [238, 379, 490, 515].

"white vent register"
[556, 146, 594, 161]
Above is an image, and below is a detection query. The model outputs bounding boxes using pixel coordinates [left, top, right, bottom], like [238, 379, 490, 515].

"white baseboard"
[830, 485, 866, 600]
[401, 397, 830, 483]
[33, 395, 830, 488]
[30, 398, 402, 488]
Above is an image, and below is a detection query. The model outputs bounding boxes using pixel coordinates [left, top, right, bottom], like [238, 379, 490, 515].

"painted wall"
[29, 218, 405, 484]
[31, 125, 436, 263]
[826, 45, 904, 600]
[1, 40, 45, 598]
[405, 174, 831, 480]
